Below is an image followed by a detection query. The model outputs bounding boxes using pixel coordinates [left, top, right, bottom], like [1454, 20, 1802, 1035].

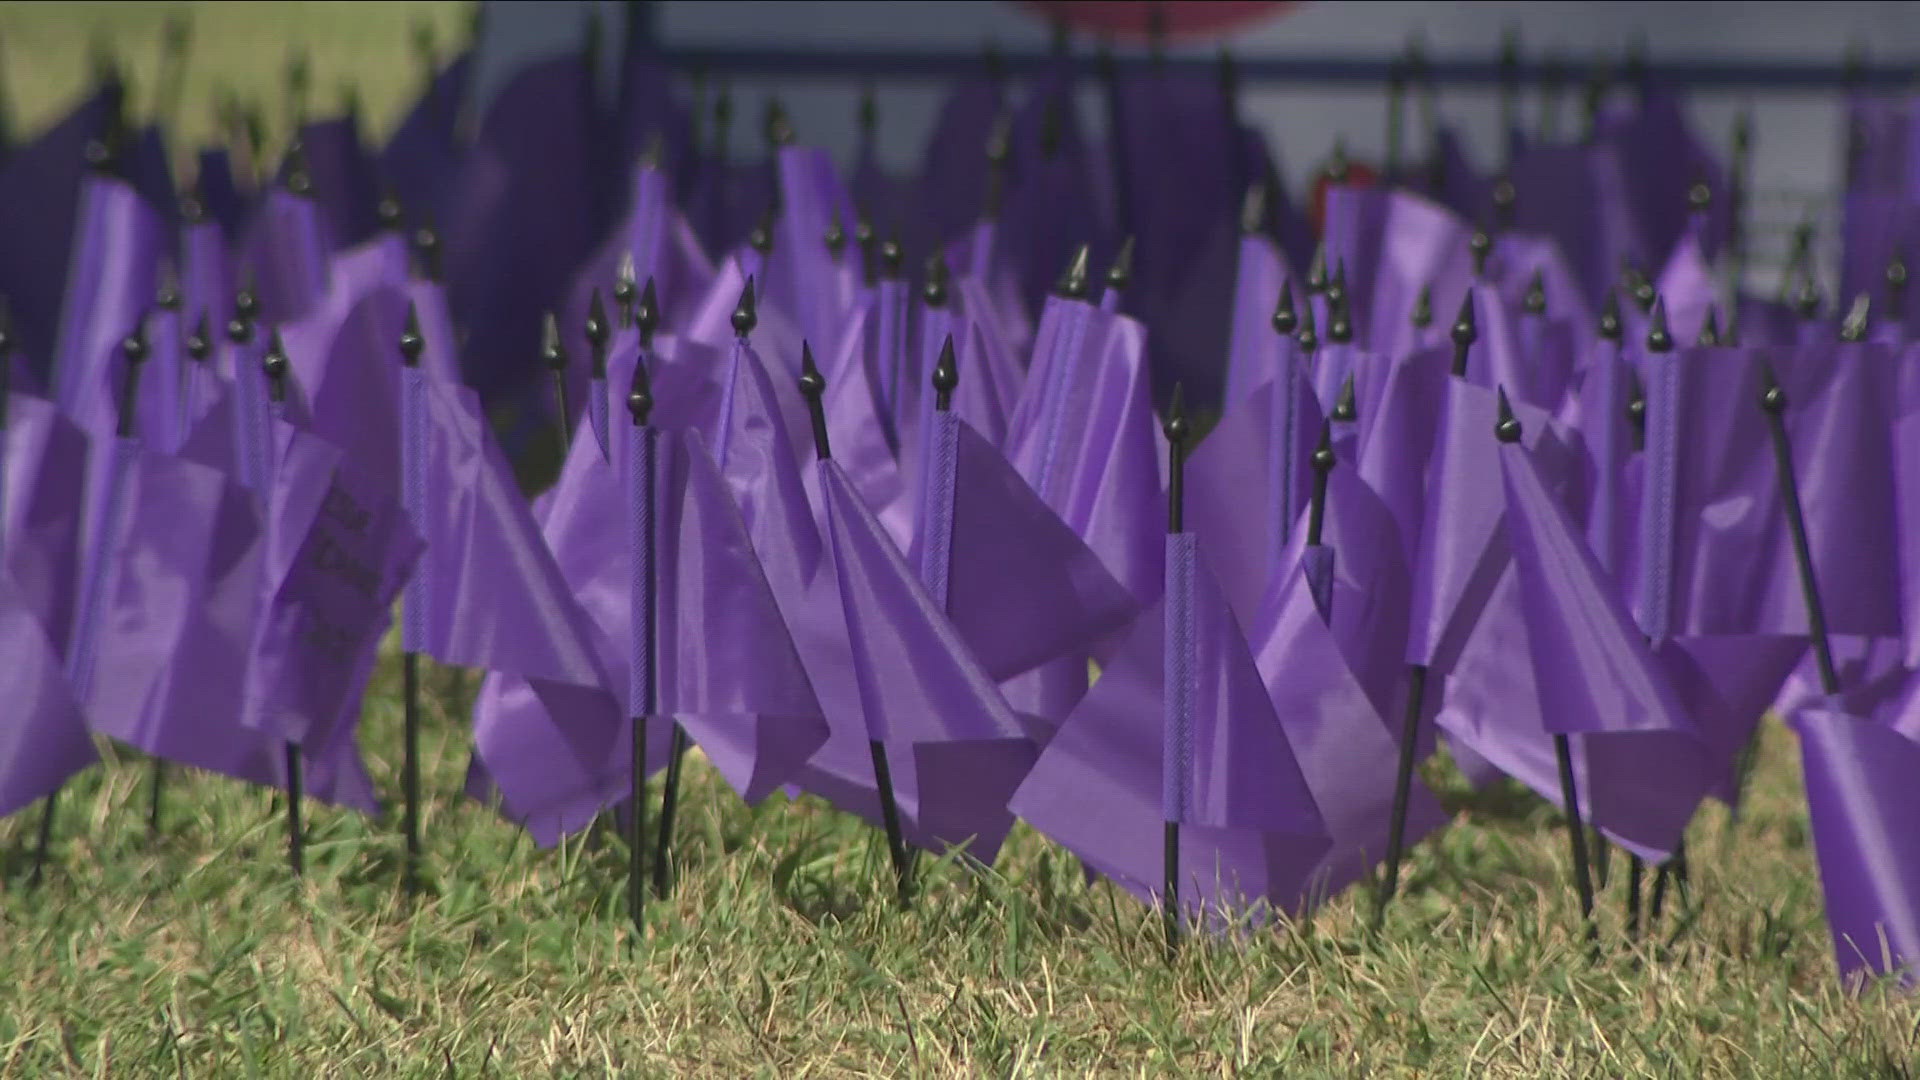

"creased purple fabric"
[1005, 298, 1165, 612]
[1011, 532, 1331, 921]
[1793, 696, 1920, 988]
[53, 174, 163, 435]
[820, 459, 1036, 862]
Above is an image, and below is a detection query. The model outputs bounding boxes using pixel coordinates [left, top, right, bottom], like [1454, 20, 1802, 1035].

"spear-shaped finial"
[1626, 366, 1647, 449]
[1305, 244, 1329, 295]
[1523, 270, 1546, 316]
[1326, 260, 1348, 311]
[1794, 273, 1822, 321]
[614, 253, 639, 327]
[1645, 295, 1672, 353]
[924, 253, 951, 308]
[117, 319, 148, 437]
[1107, 236, 1135, 293]
[1492, 175, 1517, 231]
[186, 313, 212, 363]
[824, 209, 846, 260]
[1240, 182, 1268, 235]
[397, 303, 424, 366]
[1328, 285, 1353, 345]
[263, 329, 290, 403]
[1840, 293, 1871, 342]
[1688, 177, 1711, 214]
[1698, 305, 1722, 346]
[1295, 283, 1319, 355]
[1624, 265, 1655, 313]
[1163, 381, 1190, 533]
[1326, 139, 1350, 185]
[1887, 255, 1908, 318]
[1056, 244, 1091, 300]
[376, 187, 403, 234]
[932, 334, 958, 412]
[234, 270, 260, 325]
[1599, 288, 1622, 341]
[1272, 281, 1297, 337]
[1450, 292, 1477, 377]
[539, 311, 564, 372]
[743, 214, 774, 263]
[982, 114, 1011, 219]
[627, 343, 654, 427]
[1494, 386, 1521, 444]
[765, 96, 794, 148]
[1332, 372, 1358, 423]
[413, 222, 442, 281]
[155, 263, 181, 311]
[732, 277, 758, 338]
[586, 289, 611, 376]
[798, 342, 830, 459]
[1307, 420, 1335, 547]
[636, 278, 660, 347]
[283, 138, 314, 198]
[855, 212, 877, 286]
[1469, 230, 1493, 278]
[1411, 283, 1433, 330]
[180, 171, 209, 225]
[226, 308, 252, 348]
[880, 236, 902, 280]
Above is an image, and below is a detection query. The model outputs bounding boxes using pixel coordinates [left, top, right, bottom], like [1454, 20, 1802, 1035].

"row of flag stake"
[2, 6, 1920, 990]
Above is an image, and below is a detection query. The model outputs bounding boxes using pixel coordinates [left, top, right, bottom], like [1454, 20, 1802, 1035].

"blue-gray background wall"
[472, 1, 1920, 282]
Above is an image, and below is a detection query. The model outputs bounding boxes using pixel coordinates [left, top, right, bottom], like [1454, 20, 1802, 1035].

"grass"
[1, 2, 1916, 1076]
[2, 658, 1916, 1077]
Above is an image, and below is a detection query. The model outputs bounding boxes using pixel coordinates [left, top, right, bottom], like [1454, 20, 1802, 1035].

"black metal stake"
[1162, 384, 1191, 960]
[399, 307, 426, 897]
[264, 332, 304, 877]
[628, 353, 656, 936]
[796, 336, 913, 907]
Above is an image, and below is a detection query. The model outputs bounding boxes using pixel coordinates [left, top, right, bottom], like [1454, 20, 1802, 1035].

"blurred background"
[2, 1, 1912, 287]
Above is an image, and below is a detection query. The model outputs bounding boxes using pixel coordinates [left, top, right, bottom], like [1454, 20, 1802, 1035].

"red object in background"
[1310, 161, 1380, 238]
[1019, 1, 1300, 42]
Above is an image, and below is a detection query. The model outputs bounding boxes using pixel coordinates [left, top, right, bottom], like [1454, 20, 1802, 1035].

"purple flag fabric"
[0, 569, 92, 820]
[1792, 697, 1920, 988]
[1250, 551, 1448, 904]
[0, 394, 96, 815]
[1109, 68, 1247, 408]
[906, 411, 1134, 732]
[1405, 379, 1578, 672]
[52, 174, 163, 434]
[1186, 374, 1325, 627]
[819, 459, 1037, 863]
[379, 52, 473, 227]
[1005, 298, 1165, 611]
[1011, 533, 1331, 920]
[293, 112, 383, 247]
[244, 188, 337, 325]
[1221, 235, 1294, 409]
[916, 75, 1005, 250]
[473, 407, 828, 842]
[0, 82, 120, 381]
[72, 433, 276, 784]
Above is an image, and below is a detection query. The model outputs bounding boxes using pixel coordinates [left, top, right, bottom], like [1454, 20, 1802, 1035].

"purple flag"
[906, 411, 1134, 732]
[1186, 374, 1325, 626]
[1221, 235, 1295, 410]
[1250, 551, 1448, 904]
[1005, 298, 1165, 611]
[1792, 693, 1920, 988]
[819, 459, 1037, 862]
[473, 411, 827, 842]
[1011, 533, 1331, 920]
[52, 175, 163, 434]
[244, 187, 337, 325]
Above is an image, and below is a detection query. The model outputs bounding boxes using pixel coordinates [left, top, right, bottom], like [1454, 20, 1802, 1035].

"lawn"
[0, 3, 1913, 1077]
